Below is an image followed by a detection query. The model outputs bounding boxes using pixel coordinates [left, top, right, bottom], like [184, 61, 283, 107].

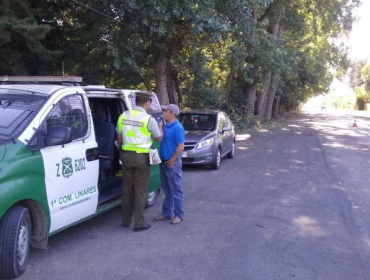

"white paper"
[149, 148, 161, 165]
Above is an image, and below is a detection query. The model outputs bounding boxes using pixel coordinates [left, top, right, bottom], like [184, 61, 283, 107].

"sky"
[348, 1, 370, 61]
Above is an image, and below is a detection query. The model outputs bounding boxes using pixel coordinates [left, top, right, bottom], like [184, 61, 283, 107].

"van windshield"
[0, 90, 48, 145]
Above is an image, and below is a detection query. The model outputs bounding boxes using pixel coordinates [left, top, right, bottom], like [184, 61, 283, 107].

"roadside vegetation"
[0, 0, 360, 123]
[313, 60, 370, 111]
[233, 111, 301, 133]
[349, 60, 370, 110]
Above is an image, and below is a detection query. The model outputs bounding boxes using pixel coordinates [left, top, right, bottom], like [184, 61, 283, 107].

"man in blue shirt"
[155, 104, 185, 224]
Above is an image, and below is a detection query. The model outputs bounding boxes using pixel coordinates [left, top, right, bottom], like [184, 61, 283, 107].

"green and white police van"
[0, 76, 163, 279]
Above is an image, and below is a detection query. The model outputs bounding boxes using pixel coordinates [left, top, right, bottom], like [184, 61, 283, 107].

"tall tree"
[348, 60, 367, 89]
[109, 0, 227, 104]
[0, 0, 57, 75]
[0, 0, 360, 118]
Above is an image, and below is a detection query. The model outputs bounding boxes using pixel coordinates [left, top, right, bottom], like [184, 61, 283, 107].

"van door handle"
[86, 147, 99, 161]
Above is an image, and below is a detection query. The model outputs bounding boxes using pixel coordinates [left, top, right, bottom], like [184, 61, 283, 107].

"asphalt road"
[18, 110, 370, 280]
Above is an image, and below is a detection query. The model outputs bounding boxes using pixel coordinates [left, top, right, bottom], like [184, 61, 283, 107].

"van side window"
[43, 95, 89, 141]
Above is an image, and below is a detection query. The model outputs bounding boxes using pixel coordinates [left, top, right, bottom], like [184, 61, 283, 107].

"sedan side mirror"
[45, 125, 72, 146]
[222, 125, 230, 132]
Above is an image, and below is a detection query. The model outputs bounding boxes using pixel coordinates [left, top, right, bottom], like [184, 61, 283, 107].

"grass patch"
[234, 112, 301, 133]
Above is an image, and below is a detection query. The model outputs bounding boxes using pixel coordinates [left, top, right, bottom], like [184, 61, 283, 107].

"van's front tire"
[145, 189, 159, 208]
[0, 206, 32, 279]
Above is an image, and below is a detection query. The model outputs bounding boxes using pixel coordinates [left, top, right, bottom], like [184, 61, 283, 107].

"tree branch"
[258, 6, 272, 23]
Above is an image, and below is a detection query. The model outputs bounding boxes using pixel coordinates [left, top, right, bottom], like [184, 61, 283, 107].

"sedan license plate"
[182, 151, 187, 158]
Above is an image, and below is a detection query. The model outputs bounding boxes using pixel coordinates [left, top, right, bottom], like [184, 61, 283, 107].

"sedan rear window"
[179, 114, 217, 130]
[0, 90, 48, 145]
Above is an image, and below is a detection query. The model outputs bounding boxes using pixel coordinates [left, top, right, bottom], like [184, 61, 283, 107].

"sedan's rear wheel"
[0, 206, 31, 279]
[210, 148, 221, 170]
[227, 142, 235, 158]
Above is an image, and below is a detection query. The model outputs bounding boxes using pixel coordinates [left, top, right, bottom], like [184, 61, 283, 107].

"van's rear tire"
[0, 206, 31, 279]
[145, 189, 159, 208]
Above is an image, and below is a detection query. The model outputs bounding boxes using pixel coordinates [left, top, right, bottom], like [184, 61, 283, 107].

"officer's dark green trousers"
[121, 151, 151, 228]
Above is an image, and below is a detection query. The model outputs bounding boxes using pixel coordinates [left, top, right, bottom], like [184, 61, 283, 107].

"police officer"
[116, 91, 163, 232]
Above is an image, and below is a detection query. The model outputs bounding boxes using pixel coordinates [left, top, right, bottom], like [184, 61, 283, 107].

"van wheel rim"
[147, 191, 155, 202]
[18, 221, 29, 266]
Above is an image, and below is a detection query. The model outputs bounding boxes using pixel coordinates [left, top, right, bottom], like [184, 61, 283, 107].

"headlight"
[196, 138, 214, 149]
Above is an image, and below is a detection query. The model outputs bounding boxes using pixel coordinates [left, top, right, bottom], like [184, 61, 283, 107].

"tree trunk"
[272, 95, 281, 118]
[263, 17, 282, 119]
[265, 72, 280, 119]
[243, 62, 259, 116]
[154, 56, 169, 104]
[225, 61, 235, 101]
[240, 8, 260, 117]
[257, 94, 268, 121]
[257, 71, 271, 121]
[244, 84, 257, 116]
[171, 67, 182, 104]
[167, 61, 181, 106]
[166, 68, 178, 106]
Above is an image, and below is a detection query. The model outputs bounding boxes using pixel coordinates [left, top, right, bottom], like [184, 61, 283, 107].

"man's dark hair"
[136, 96, 151, 106]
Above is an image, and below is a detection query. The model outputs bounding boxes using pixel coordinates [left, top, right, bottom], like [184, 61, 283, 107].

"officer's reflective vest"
[118, 109, 152, 153]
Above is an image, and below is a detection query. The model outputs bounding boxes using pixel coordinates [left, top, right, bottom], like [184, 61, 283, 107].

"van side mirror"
[45, 125, 72, 146]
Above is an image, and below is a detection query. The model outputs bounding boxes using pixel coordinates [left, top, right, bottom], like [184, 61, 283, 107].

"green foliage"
[354, 86, 370, 106]
[348, 60, 366, 88]
[180, 50, 222, 109]
[360, 64, 370, 93]
[348, 62, 370, 110]
[33, 0, 122, 84]
[110, 1, 226, 70]
[272, 0, 358, 107]
[186, 88, 221, 109]
[220, 86, 250, 118]
[0, 0, 58, 75]
[231, 115, 260, 131]
[0, 0, 360, 118]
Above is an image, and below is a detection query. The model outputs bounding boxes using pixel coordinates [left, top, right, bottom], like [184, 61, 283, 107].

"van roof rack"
[0, 76, 82, 84]
[82, 86, 122, 93]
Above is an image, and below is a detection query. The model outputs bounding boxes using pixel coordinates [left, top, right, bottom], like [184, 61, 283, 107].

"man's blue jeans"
[160, 161, 184, 220]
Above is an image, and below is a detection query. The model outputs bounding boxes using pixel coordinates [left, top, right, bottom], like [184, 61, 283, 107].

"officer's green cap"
[135, 91, 153, 98]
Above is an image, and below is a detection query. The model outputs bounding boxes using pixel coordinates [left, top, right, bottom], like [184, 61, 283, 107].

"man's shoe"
[122, 224, 130, 228]
[171, 216, 182, 224]
[154, 214, 171, 221]
[134, 224, 151, 232]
